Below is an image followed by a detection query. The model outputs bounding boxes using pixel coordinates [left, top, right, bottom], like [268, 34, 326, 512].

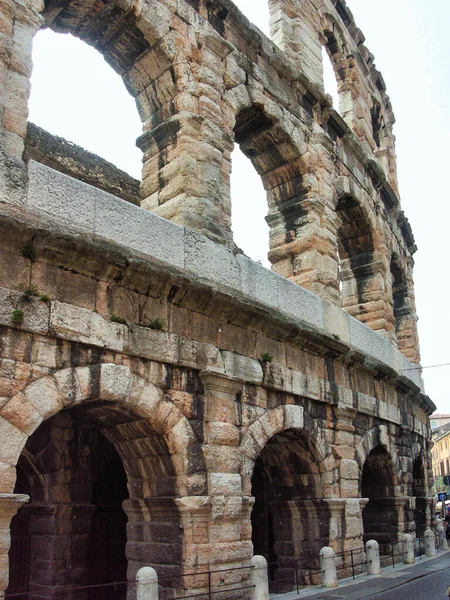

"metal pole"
[295, 560, 299, 594]
[208, 570, 212, 600]
[351, 550, 355, 579]
[391, 543, 395, 569]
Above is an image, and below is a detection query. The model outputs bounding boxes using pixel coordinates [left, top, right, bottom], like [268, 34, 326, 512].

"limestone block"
[50, 301, 91, 339]
[322, 301, 351, 344]
[0, 392, 42, 434]
[27, 160, 96, 231]
[99, 364, 131, 402]
[339, 459, 358, 481]
[23, 375, 62, 420]
[205, 422, 240, 447]
[127, 326, 179, 364]
[167, 417, 197, 451]
[185, 229, 240, 290]
[222, 352, 263, 384]
[138, 0, 171, 46]
[211, 496, 243, 522]
[277, 275, 323, 329]
[208, 473, 242, 496]
[283, 404, 304, 431]
[237, 254, 279, 312]
[0, 462, 16, 493]
[0, 416, 27, 464]
[340, 479, 359, 499]
[95, 189, 185, 269]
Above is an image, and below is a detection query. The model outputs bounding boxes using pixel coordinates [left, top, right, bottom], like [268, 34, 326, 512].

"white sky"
[28, 1, 449, 414]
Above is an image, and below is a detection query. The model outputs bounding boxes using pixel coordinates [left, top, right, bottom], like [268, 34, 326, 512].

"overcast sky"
[29, 1, 449, 414]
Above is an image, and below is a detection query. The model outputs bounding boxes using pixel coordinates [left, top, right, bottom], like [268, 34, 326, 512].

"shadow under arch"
[361, 445, 399, 549]
[240, 406, 335, 592]
[2, 364, 206, 598]
[227, 94, 321, 284]
[412, 453, 427, 538]
[336, 193, 386, 326]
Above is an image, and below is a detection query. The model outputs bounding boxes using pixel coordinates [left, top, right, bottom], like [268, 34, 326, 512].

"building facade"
[432, 425, 450, 483]
[0, 0, 435, 598]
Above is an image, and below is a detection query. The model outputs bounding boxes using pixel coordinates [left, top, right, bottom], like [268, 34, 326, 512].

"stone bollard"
[136, 567, 159, 600]
[251, 555, 270, 600]
[403, 533, 415, 564]
[424, 528, 436, 557]
[320, 546, 338, 588]
[365, 540, 381, 575]
[437, 520, 449, 551]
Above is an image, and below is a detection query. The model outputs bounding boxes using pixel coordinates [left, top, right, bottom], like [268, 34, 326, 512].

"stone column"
[0, 493, 29, 597]
[199, 372, 253, 589]
[396, 258, 420, 363]
[138, 34, 236, 249]
[268, 191, 340, 305]
[0, 1, 42, 207]
[340, 256, 390, 336]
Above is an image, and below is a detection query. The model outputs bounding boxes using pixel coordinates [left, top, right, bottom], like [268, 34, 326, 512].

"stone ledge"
[21, 161, 428, 402]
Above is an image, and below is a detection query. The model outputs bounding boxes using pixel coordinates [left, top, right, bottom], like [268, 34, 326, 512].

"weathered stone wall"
[24, 123, 141, 205]
[0, 0, 434, 596]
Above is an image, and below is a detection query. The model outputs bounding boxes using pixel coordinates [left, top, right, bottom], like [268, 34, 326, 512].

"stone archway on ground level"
[240, 406, 337, 592]
[411, 443, 428, 538]
[1, 364, 206, 598]
[356, 426, 404, 550]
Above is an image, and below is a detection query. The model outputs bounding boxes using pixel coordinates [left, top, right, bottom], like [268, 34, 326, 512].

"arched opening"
[7, 401, 184, 599]
[336, 195, 377, 320]
[251, 430, 330, 592]
[361, 446, 398, 550]
[27, 28, 143, 203]
[322, 43, 340, 111]
[230, 145, 270, 266]
[390, 256, 409, 345]
[412, 456, 427, 538]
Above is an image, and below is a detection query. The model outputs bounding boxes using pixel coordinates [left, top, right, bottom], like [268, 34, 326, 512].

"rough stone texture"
[0, 0, 434, 597]
[24, 123, 141, 205]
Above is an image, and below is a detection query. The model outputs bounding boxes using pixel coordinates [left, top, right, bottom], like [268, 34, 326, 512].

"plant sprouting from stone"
[12, 310, 24, 325]
[110, 314, 127, 325]
[261, 352, 272, 363]
[22, 243, 36, 262]
[146, 318, 164, 330]
[24, 285, 39, 298]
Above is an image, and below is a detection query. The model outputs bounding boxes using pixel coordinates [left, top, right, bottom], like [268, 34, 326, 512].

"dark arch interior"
[390, 257, 409, 337]
[412, 456, 427, 538]
[336, 195, 375, 306]
[7, 402, 184, 600]
[361, 446, 398, 548]
[251, 431, 330, 592]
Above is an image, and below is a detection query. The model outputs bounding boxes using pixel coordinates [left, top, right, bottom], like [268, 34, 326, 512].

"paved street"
[280, 552, 450, 600]
[364, 569, 450, 600]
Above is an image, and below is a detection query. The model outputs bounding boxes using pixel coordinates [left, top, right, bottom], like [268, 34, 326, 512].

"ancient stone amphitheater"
[0, 0, 435, 598]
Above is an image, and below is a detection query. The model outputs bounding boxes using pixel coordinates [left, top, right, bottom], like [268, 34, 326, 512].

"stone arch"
[336, 192, 389, 331]
[355, 425, 402, 486]
[224, 83, 340, 303]
[389, 253, 419, 361]
[240, 405, 335, 482]
[239, 406, 337, 591]
[3, 363, 206, 597]
[0, 363, 206, 494]
[4, 0, 238, 245]
[356, 425, 404, 548]
[319, 12, 356, 121]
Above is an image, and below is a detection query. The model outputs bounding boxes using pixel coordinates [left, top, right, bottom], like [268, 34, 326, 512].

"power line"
[401, 362, 450, 373]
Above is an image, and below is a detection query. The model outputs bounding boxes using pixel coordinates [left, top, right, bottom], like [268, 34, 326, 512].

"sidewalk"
[270, 550, 450, 600]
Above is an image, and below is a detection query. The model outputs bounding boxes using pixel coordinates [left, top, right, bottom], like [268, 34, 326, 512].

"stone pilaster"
[0, 493, 29, 597]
